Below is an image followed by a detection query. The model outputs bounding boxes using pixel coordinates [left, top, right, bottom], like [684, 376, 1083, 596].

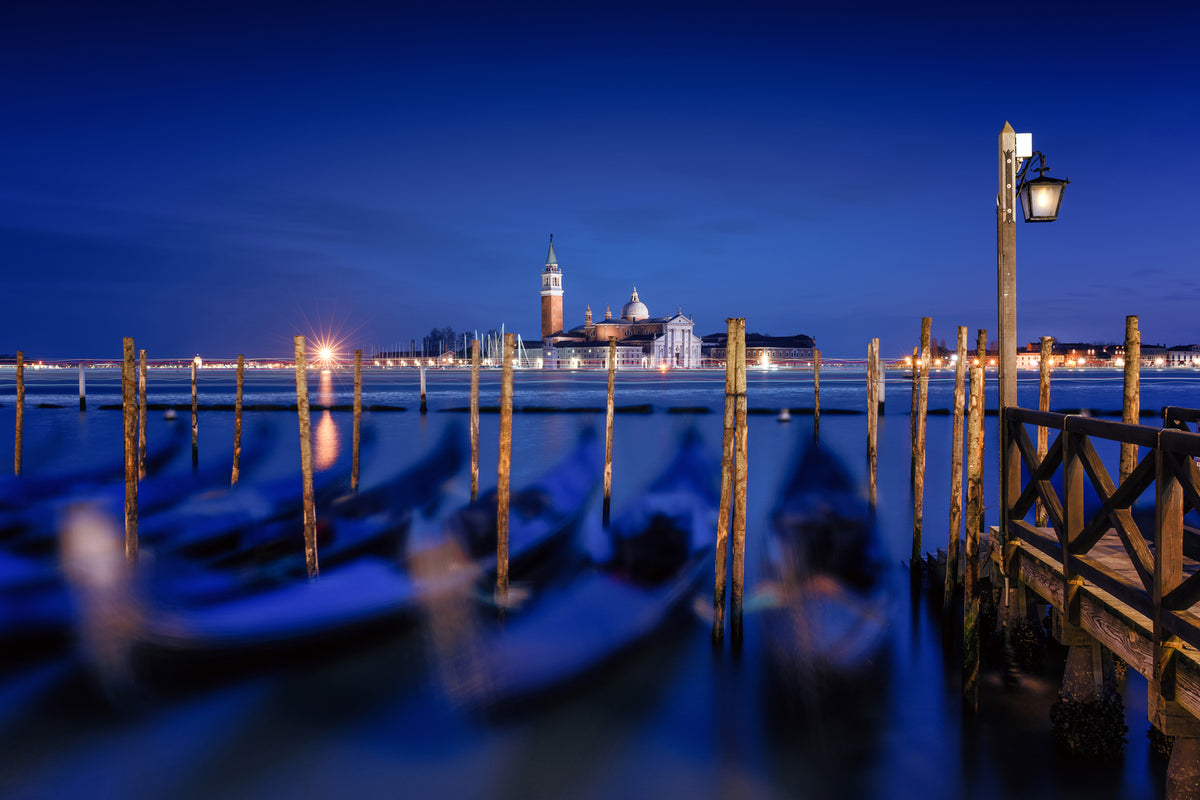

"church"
[533, 236, 703, 369]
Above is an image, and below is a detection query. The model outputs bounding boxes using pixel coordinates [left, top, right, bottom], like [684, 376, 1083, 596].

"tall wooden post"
[122, 339, 138, 565]
[190, 358, 199, 469]
[976, 329, 988, 533]
[496, 333, 516, 606]
[14, 352, 23, 477]
[232, 354, 244, 486]
[731, 318, 749, 648]
[1037, 336, 1053, 526]
[419, 362, 428, 414]
[352, 349, 362, 492]
[964, 363, 985, 713]
[945, 326, 968, 616]
[812, 347, 821, 443]
[294, 336, 318, 579]
[78, 361, 86, 411]
[603, 337, 616, 526]
[1121, 315, 1140, 484]
[470, 339, 480, 502]
[913, 317, 931, 569]
[997, 123, 1020, 559]
[867, 339, 879, 513]
[713, 319, 739, 644]
[138, 350, 147, 480]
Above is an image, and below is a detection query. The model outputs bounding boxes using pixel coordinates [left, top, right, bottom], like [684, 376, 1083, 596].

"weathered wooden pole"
[122, 339, 138, 565]
[731, 318, 749, 648]
[812, 347, 821, 443]
[496, 333, 516, 606]
[78, 361, 86, 411]
[419, 361, 428, 414]
[293, 336, 318, 579]
[14, 351, 24, 477]
[912, 317, 931, 570]
[976, 329, 988, 533]
[713, 318, 739, 644]
[963, 363, 984, 713]
[232, 354, 244, 486]
[470, 339, 480, 502]
[1037, 336, 1053, 526]
[867, 339, 879, 513]
[351, 349, 362, 493]
[945, 326, 968, 617]
[603, 337, 616, 527]
[1121, 315, 1140, 484]
[190, 358, 199, 469]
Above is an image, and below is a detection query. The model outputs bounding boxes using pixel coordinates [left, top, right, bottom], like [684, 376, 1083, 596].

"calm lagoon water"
[0, 365, 1197, 799]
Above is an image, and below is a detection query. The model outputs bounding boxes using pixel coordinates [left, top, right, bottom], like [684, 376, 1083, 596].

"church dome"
[620, 287, 649, 321]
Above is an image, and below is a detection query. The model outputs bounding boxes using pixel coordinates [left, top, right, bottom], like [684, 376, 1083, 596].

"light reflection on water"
[0, 368, 1186, 798]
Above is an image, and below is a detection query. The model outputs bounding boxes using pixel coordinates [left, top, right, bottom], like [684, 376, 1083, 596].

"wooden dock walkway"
[1000, 405, 1200, 791]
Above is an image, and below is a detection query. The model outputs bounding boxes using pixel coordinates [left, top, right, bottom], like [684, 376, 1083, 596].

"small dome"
[620, 287, 649, 321]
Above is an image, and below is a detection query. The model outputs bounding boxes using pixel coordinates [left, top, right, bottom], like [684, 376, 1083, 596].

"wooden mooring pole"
[497, 333, 516, 608]
[293, 336, 318, 579]
[14, 352, 23, 477]
[975, 329, 987, 533]
[419, 361, 428, 414]
[1037, 336, 1053, 526]
[912, 317, 931, 570]
[78, 361, 86, 412]
[1121, 315, 1140, 484]
[138, 350, 147, 480]
[713, 318, 739, 644]
[603, 337, 616, 527]
[470, 339, 480, 502]
[813, 347, 821, 443]
[963, 363, 984, 713]
[731, 318, 749, 648]
[232, 354, 244, 486]
[945, 326, 968, 617]
[122, 339, 138, 565]
[867, 339, 879, 513]
[190, 358, 199, 469]
[352, 349, 362, 493]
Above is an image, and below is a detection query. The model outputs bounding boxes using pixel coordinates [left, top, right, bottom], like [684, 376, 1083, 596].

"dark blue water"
[0, 365, 1194, 799]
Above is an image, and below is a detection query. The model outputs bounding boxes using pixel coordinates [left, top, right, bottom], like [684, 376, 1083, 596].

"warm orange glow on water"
[317, 369, 334, 407]
[314, 410, 340, 470]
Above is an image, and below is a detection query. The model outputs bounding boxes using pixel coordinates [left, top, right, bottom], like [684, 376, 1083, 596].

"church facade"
[534, 236, 702, 369]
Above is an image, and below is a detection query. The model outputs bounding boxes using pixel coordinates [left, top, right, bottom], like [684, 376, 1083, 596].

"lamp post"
[997, 122, 1069, 546]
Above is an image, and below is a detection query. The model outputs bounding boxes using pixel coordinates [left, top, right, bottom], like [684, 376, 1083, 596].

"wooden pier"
[1001, 404, 1200, 790]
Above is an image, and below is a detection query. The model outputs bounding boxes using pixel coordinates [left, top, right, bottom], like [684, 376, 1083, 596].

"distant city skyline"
[3, 2, 1198, 361]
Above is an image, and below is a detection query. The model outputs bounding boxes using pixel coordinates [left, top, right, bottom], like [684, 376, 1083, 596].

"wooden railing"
[1003, 406, 1200, 653]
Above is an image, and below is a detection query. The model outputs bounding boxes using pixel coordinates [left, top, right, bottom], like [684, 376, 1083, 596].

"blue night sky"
[3, 1, 1198, 360]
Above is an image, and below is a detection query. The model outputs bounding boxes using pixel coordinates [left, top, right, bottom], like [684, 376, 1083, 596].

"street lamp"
[1017, 151, 1070, 223]
[996, 122, 1070, 548]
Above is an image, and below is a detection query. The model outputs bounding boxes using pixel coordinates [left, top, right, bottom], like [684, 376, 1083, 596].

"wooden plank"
[1008, 406, 1066, 429]
[1065, 414, 1160, 449]
[1072, 552, 1154, 620]
[1162, 611, 1200, 653]
[1010, 520, 1062, 561]
[1013, 541, 1155, 676]
[1176, 656, 1200, 722]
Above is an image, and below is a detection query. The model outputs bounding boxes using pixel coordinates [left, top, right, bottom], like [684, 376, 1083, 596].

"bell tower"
[540, 234, 563, 340]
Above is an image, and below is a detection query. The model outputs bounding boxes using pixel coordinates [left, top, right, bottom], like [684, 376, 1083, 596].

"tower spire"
[546, 234, 558, 268]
